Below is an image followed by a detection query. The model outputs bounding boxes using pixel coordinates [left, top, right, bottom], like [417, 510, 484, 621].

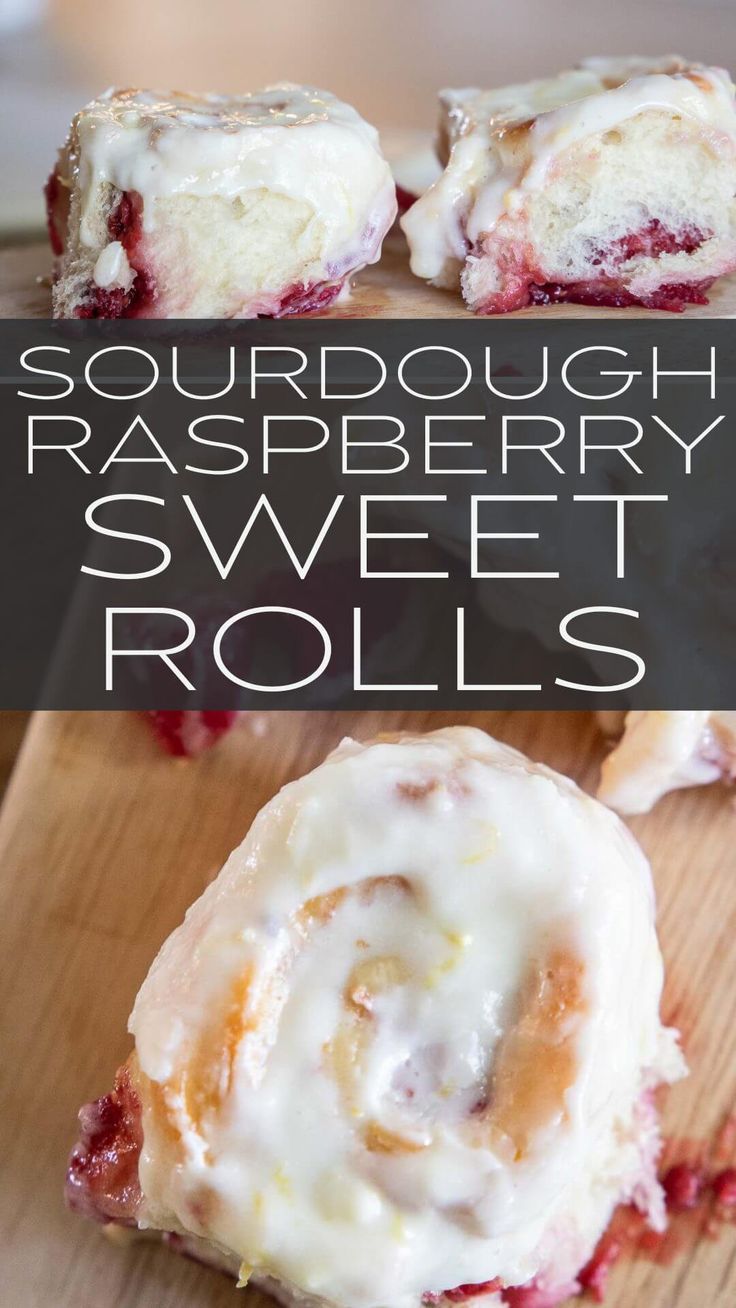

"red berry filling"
[144, 710, 242, 758]
[577, 1233, 623, 1303]
[74, 190, 156, 319]
[599, 219, 704, 264]
[478, 218, 712, 314]
[275, 280, 344, 317]
[75, 272, 156, 320]
[527, 278, 712, 313]
[424, 1278, 581, 1307]
[713, 1168, 736, 1207]
[65, 1064, 143, 1226]
[662, 1162, 705, 1211]
[44, 166, 68, 258]
[107, 191, 139, 243]
[424, 1281, 502, 1303]
[396, 184, 419, 216]
[502, 1284, 580, 1308]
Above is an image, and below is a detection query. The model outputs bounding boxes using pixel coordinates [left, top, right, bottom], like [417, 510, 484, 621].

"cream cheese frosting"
[402, 56, 736, 292]
[74, 86, 394, 253]
[92, 239, 135, 290]
[129, 727, 683, 1308]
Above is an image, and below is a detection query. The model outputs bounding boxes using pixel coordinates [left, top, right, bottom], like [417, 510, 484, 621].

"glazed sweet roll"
[597, 710, 736, 814]
[402, 57, 736, 313]
[67, 728, 684, 1306]
[46, 86, 397, 318]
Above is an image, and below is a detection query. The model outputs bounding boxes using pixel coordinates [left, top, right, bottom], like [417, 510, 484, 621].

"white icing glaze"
[402, 57, 736, 283]
[598, 710, 736, 814]
[92, 239, 135, 290]
[130, 728, 682, 1308]
[68, 84, 396, 264]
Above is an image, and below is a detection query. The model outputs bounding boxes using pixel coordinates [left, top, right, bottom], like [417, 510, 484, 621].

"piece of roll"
[401, 57, 736, 314]
[597, 710, 736, 815]
[67, 727, 683, 1307]
[46, 86, 397, 319]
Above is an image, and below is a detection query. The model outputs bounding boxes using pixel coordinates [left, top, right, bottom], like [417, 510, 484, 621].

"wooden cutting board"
[3, 237, 736, 318]
[1, 709, 736, 1308]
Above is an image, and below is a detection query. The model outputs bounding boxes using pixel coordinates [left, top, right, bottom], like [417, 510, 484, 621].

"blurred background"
[1, 0, 735, 238]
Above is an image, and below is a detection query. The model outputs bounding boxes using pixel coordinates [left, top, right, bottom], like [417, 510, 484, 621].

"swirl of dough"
[127, 728, 683, 1308]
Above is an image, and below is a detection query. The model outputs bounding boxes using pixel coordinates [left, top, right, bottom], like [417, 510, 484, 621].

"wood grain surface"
[1, 709, 736, 1308]
[2, 237, 736, 319]
[0, 712, 29, 796]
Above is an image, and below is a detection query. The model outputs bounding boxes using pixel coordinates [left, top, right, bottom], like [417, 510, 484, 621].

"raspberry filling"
[661, 1162, 705, 1211]
[144, 710, 242, 758]
[275, 280, 344, 317]
[597, 219, 703, 263]
[502, 1285, 581, 1308]
[527, 279, 712, 313]
[425, 1280, 579, 1308]
[423, 1281, 502, 1304]
[713, 1168, 736, 1207]
[65, 1065, 143, 1226]
[75, 190, 156, 319]
[577, 1233, 623, 1303]
[396, 184, 419, 216]
[479, 219, 712, 314]
[106, 190, 139, 244]
[44, 166, 68, 258]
